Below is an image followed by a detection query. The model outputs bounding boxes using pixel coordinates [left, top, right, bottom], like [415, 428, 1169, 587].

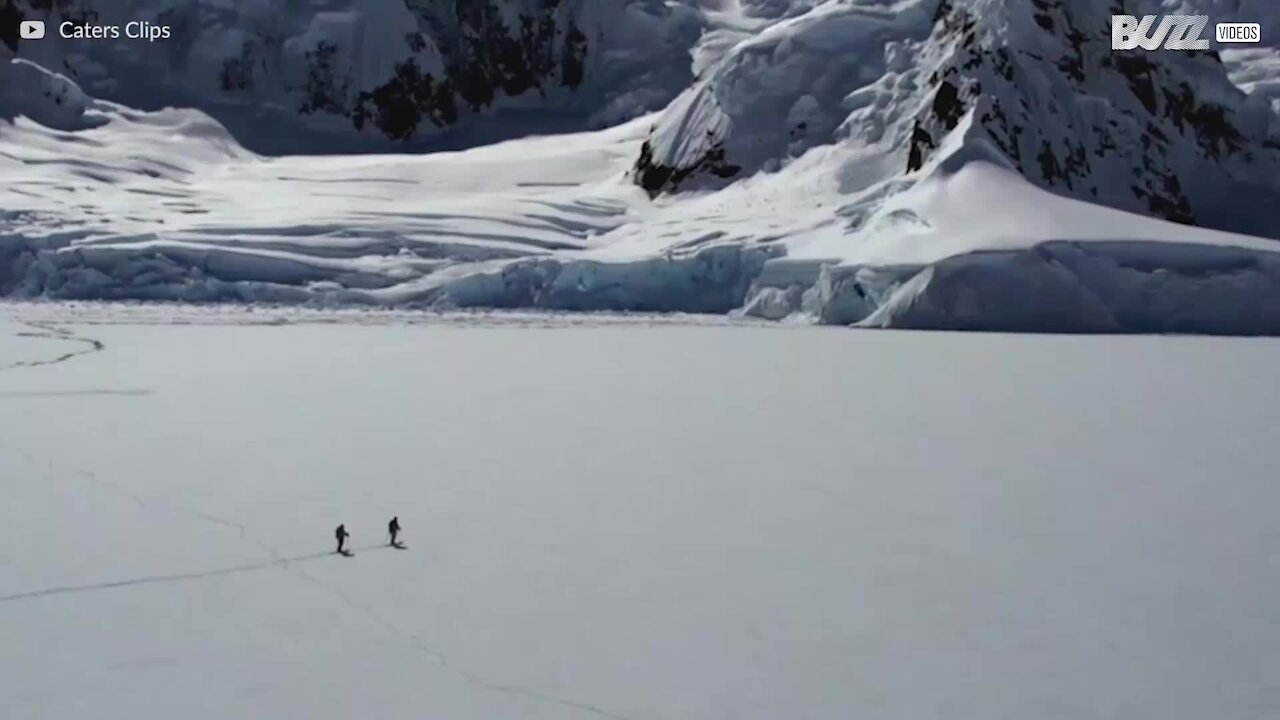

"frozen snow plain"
[2, 304, 1279, 719]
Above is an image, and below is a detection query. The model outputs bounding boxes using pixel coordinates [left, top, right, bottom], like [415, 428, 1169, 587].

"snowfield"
[2, 305, 1279, 719]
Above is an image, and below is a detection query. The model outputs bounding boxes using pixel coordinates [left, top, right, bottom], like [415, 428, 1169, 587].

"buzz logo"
[1111, 15, 1210, 50]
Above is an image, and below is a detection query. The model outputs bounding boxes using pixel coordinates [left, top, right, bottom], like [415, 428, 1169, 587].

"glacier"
[3, 0, 1280, 333]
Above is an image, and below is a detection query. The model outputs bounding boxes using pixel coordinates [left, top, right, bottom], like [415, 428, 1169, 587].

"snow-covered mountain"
[0, 0, 703, 152]
[637, 0, 1280, 237]
[3, 0, 1280, 333]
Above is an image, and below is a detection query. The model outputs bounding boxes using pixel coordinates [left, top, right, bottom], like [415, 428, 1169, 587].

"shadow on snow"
[0, 544, 394, 604]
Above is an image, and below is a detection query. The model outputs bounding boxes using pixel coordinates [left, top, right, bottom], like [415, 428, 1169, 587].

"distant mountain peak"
[1, 0, 702, 152]
[635, 0, 1280, 238]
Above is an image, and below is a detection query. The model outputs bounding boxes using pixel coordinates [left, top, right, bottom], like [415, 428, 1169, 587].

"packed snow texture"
[3, 0, 1280, 333]
[2, 308, 1279, 719]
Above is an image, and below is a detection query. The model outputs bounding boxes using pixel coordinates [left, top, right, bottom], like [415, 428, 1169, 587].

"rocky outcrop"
[1, 0, 701, 151]
[635, 0, 1280, 239]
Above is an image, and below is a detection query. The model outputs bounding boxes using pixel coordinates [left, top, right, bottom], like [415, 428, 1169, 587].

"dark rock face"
[634, 138, 741, 197]
[347, 4, 588, 141]
[351, 57, 459, 141]
[907, 78, 972, 172]
[0, 1, 23, 54]
[638, 0, 1280, 238]
[908, 0, 1277, 230]
[2, 0, 98, 53]
[2, 0, 699, 150]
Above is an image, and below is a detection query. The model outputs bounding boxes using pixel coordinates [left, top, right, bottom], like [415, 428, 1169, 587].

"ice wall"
[740, 242, 1280, 335]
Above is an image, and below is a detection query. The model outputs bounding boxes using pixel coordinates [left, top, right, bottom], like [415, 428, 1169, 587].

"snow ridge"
[637, 0, 1280, 237]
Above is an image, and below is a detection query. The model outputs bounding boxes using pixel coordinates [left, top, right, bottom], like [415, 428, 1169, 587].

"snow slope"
[638, 0, 1280, 233]
[741, 135, 1280, 333]
[2, 306, 1279, 719]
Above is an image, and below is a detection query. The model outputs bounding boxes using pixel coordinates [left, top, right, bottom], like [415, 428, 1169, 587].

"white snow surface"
[2, 305, 1279, 719]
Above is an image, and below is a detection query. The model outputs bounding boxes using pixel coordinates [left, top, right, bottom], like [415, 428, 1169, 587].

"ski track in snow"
[1, 448, 646, 720]
[0, 321, 105, 371]
[0, 550, 341, 603]
[0, 389, 152, 397]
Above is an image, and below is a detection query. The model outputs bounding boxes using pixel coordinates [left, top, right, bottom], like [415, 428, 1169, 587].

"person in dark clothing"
[388, 516, 401, 547]
[335, 524, 349, 554]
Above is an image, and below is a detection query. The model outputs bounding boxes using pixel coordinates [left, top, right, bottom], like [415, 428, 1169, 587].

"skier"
[335, 523, 349, 554]
[388, 516, 401, 547]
